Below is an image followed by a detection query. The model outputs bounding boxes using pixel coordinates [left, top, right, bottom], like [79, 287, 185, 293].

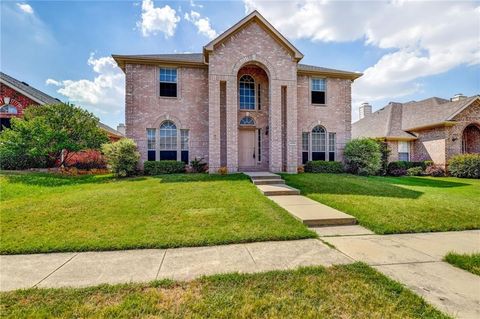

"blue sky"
[1, 0, 479, 128]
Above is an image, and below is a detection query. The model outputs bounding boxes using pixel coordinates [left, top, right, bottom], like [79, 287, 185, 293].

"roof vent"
[359, 102, 372, 119]
[21, 81, 30, 86]
[451, 93, 466, 101]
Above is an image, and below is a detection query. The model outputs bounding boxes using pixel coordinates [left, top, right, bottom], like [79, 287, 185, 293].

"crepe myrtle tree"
[0, 103, 108, 168]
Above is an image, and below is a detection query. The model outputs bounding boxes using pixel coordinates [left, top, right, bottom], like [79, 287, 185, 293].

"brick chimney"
[451, 93, 467, 102]
[117, 123, 126, 135]
[359, 102, 372, 119]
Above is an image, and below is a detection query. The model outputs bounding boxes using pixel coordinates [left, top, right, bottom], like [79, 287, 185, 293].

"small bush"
[375, 139, 391, 176]
[448, 154, 480, 178]
[297, 165, 305, 173]
[425, 165, 445, 177]
[387, 161, 429, 175]
[344, 138, 382, 175]
[217, 166, 228, 175]
[406, 167, 424, 176]
[390, 168, 408, 176]
[190, 157, 207, 173]
[304, 161, 344, 173]
[144, 160, 185, 175]
[66, 150, 107, 170]
[102, 139, 140, 177]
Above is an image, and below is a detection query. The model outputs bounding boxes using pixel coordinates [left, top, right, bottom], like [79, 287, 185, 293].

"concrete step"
[244, 172, 282, 180]
[256, 184, 300, 196]
[252, 179, 285, 185]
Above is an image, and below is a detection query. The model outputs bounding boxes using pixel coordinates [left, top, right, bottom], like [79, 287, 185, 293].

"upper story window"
[239, 75, 255, 110]
[311, 78, 326, 105]
[159, 68, 177, 97]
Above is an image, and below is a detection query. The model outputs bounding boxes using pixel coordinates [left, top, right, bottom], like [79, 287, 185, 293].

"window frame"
[239, 74, 256, 110]
[147, 128, 157, 161]
[398, 141, 410, 161]
[159, 67, 178, 98]
[239, 116, 255, 126]
[310, 77, 327, 106]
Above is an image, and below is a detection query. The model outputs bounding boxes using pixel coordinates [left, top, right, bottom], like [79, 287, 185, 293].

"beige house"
[352, 95, 480, 166]
[113, 11, 361, 173]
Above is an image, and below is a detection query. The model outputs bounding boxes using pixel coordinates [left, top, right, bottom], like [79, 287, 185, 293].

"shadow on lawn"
[1, 172, 113, 187]
[380, 176, 470, 188]
[149, 173, 249, 183]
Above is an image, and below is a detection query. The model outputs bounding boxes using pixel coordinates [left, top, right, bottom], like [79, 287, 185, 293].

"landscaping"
[282, 173, 480, 234]
[0, 172, 315, 254]
[0, 263, 448, 319]
[444, 252, 480, 276]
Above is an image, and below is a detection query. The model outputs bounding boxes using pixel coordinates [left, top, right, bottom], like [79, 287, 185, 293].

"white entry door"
[238, 129, 256, 167]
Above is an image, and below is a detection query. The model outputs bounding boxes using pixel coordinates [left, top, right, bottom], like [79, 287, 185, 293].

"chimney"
[359, 102, 372, 119]
[117, 123, 126, 135]
[451, 93, 466, 102]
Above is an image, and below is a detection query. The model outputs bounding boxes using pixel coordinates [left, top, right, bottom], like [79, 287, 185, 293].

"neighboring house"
[0, 71, 123, 141]
[352, 95, 480, 167]
[113, 11, 362, 173]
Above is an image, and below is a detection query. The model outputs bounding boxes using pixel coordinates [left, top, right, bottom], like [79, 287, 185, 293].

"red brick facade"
[0, 83, 37, 119]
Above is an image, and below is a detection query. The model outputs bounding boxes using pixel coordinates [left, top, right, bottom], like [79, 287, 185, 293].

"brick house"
[0, 71, 123, 141]
[113, 11, 362, 173]
[352, 95, 480, 167]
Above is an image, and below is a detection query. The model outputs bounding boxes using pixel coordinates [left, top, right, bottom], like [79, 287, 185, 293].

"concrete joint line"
[387, 237, 439, 260]
[316, 238, 356, 263]
[244, 245, 257, 266]
[370, 260, 441, 267]
[155, 250, 168, 280]
[33, 253, 78, 288]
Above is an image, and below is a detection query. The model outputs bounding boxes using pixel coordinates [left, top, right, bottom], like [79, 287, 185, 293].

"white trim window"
[147, 128, 156, 161]
[311, 78, 326, 105]
[328, 132, 336, 161]
[239, 75, 255, 110]
[180, 129, 189, 164]
[311, 126, 327, 160]
[159, 68, 177, 97]
[398, 141, 410, 161]
[239, 116, 255, 126]
[302, 132, 309, 164]
[159, 120, 177, 160]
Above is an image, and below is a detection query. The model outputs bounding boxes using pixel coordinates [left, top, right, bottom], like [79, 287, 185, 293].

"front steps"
[244, 172, 357, 227]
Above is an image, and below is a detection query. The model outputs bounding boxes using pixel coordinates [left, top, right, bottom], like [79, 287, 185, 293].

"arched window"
[239, 116, 255, 126]
[159, 120, 177, 160]
[0, 104, 18, 114]
[311, 125, 326, 161]
[239, 75, 255, 110]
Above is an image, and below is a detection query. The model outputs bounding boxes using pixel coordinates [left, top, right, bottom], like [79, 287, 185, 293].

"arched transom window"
[311, 125, 327, 161]
[159, 121, 177, 151]
[239, 116, 255, 126]
[0, 104, 18, 114]
[239, 75, 255, 110]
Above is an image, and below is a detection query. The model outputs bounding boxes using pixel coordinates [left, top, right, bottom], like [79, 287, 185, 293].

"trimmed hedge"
[387, 161, 428, 175]
[406, 167, 423, 176]
[304, 161, 344, 173]
[448, 154, 480, 178]
[144, 160, 185, 175]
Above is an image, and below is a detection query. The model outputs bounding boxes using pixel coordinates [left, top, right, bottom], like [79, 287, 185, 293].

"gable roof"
[0, 72, 61, 105]
[203, 10, 304, 62]
[352, 95, 480, 140]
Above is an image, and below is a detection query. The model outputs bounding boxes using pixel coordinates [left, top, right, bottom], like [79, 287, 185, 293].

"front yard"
[0, 172, 315, 254]
[283, 173, 480, 234]
[0, 263, 447, 319]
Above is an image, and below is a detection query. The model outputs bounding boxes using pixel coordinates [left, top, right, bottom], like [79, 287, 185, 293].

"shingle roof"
[297, 64, 362, 79]
[352, 95, 480, 139]
[98, 122, 124, 137]
[0, 71, 61, 105]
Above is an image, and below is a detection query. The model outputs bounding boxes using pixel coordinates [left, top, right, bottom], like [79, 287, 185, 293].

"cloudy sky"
[1, 0, 479, 127]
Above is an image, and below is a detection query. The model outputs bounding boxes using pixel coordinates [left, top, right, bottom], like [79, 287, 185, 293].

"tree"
[344, 138, 382, 176]
[0, 103, 109, 168]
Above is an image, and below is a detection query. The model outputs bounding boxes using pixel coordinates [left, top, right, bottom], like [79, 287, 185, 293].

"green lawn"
[282, 173, 480, 234]
[0, 263, 448, 319]
[0, 172, 315, 254]
[444, 252, 480, 276]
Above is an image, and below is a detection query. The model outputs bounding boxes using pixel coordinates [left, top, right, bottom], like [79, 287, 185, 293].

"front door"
[238, 129, 256, 167]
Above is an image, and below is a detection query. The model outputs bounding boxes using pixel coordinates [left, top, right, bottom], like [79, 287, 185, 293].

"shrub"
[425, 165, 445, 177]
[217, 166, 228, 175]
[406, 167, 424, 176]
[190, 157, 207, 173]
[448, 154, 480, 178]
[65, 150, 107, 170]
[390, 168, 407, 176]
[344, 138, 382, 175]
[144, 160, 185, 175]
[304, 161, 344, 173]
[102, 139, 140, 177]
[375, 139, 391, 176]
[297, 165, 305, 173]
[387, 161, 429, 175]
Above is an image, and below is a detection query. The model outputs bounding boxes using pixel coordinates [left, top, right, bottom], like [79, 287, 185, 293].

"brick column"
[286, 82, 298, 173]
[208, 75, 221, 173]
[269, 81, 282, 172]
[226, 76, 238, 172]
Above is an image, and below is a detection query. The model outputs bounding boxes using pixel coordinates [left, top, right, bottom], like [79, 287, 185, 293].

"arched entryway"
[237, 63, 270, 171]
[462, 124, 480, 154]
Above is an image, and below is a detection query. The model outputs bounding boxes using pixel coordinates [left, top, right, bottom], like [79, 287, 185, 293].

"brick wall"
[0, 83, 38, 118]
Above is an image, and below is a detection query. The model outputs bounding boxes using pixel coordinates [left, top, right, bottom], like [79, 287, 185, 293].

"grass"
[444, 252, 480, 276]
[0, 263, 449, 319]
[0, 172, 315, 254]
[282, 173, 480, 234]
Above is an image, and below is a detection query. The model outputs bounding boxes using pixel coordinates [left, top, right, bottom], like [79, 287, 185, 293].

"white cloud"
[137, 0, 180, 37]
[184, 10, 217, 39]
[16, 3, 33, 14]
[46, 54, 124, 117]
[189, 0, 203, 8]
[244, 0, 480, 108]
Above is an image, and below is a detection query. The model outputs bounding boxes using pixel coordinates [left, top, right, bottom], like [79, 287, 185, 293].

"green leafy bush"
[304, 161, 344, 173]
[144, 160, 185, 175]
[425, 165, 445, 177]
[448, 154, 480, 178]
[389, 168, 407, 176]
[189, 157, 207, 173]
[387, 161, 428, 175]
[375, 139, 391, 176]
[344, 138, 382, 175]
[406, 167, 424, 176]
[102, 138, 140, 177]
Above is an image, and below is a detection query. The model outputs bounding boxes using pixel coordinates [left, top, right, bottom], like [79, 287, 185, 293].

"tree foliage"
[102, 138, 140, 177]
